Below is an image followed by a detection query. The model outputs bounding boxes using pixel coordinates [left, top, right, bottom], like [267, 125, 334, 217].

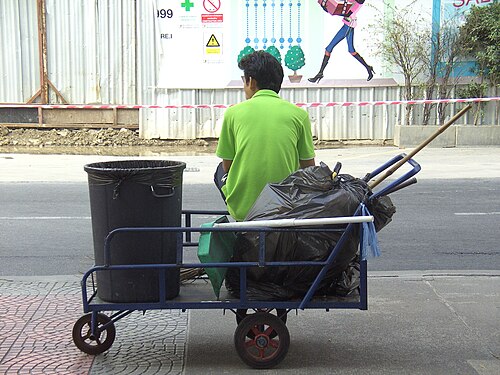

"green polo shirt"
[216, 89, 315, 221]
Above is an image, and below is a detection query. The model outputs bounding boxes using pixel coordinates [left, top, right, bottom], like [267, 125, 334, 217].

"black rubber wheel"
[236, 309, 287, 339]
[234, 312, 290, 369]
[72, 313, 116, 355]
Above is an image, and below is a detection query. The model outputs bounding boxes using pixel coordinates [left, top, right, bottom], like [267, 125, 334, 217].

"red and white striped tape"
[0, 97, 499, 110]
[296, 97, 500, 108]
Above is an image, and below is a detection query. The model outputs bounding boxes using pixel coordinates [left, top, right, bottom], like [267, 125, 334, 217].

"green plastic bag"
[198, 216, 236, 299]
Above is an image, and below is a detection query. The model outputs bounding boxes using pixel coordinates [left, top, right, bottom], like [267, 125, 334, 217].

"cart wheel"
[72, 313, 116, 355]
[236, 309, 287, 339]
[234, 312, 290, 369]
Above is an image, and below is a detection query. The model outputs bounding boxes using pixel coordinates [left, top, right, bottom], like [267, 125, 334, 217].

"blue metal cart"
[72, 155, 421, 369]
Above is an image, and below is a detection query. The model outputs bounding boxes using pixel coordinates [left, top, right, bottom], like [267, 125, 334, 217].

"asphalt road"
[0, 179, 499, 276]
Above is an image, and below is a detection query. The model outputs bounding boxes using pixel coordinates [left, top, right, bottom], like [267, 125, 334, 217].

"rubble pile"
[0, 127, 212, 148]
[0, 126, 385, 153]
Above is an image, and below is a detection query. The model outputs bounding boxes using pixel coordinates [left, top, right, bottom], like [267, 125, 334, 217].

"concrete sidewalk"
[0, 272, 498, 374]
[1, 146, 499, 374]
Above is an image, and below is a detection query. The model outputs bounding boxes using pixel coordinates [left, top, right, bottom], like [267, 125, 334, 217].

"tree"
[422, 23, 463, 125]
[457, 82, 489, 125]
[372, 3, 468, 126]
[458, 2, 500, 124]
[459, 2, 500, 88]
[370, 4, 430, 125]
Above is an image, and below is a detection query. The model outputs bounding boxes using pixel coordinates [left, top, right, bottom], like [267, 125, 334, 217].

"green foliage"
[284, 46, 305, 72]
[458, 2, 500, 86]
[237, 46, 255, 63]
[457, 82, 488, 99]
[373, 12, 430, 88]
[369, 4, 431, 125]
[457, 82, 489, 125]
[265, 45, 282, 64]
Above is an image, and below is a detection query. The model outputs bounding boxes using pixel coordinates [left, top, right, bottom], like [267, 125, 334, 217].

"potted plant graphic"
[237, 46, 255, 63]
[265, 45, 282, 64]
[285, 45, 305, 83]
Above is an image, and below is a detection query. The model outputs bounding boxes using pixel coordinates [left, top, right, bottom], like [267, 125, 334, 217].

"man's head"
[238, 50, 284, 99]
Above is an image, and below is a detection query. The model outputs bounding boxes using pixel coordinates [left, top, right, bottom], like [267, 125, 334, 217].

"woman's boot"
[308, 54, 330, 83]
[352, 52, 375, 81]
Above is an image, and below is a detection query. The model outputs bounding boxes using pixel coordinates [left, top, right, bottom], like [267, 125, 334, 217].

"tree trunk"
[404, 77, 413, 126]
[438, 84, 450, 125]
[423, 82, 436, 126]
[495, 86, 499, 126]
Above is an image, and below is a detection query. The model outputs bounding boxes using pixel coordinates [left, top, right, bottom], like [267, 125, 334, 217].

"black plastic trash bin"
[84, 160, 186, 303]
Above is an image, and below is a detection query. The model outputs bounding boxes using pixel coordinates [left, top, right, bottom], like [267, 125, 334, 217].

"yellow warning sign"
[206, 34, 220, 47]
[205, 48, 220, 54]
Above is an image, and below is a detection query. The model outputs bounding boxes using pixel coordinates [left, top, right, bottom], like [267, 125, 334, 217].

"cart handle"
[367, 154, 421, 200]
[381, 177, 417, 196]
[368, 104, 471, 190]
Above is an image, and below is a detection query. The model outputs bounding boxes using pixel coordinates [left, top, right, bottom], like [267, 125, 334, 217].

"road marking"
[454, 212, 500, 216]
[0, 216, 91, 220]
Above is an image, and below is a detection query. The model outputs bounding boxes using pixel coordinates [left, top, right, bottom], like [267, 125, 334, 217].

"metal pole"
[37, 0, 49, 104]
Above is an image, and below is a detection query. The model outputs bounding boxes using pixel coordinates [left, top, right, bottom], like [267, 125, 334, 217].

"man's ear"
[249, 77, 259, 91]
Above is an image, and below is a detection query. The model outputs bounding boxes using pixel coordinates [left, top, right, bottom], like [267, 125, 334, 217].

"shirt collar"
[251, 89, 280, 99]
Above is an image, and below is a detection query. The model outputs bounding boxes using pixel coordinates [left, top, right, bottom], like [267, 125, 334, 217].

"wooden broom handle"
[368, 104, 472, 189]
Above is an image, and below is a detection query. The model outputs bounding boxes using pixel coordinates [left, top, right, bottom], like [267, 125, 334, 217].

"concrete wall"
[0, 108, 138, 129]
[394, 125, 500, 147]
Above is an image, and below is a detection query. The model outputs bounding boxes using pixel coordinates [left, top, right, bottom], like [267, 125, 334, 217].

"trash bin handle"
[150, 185, 175, 198]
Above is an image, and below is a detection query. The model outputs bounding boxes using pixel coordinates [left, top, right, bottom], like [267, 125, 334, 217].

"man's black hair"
[238, 50, 284, 94]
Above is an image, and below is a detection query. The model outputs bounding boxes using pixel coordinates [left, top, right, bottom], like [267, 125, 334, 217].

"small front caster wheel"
[72, 313, 116, 355]
[234, 312, 290, 369]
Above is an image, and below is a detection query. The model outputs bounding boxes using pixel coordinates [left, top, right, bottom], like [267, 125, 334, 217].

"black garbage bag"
[368, 194, 396, 232]
[327, 257, 361, 297]
[225, 162, 395, 300]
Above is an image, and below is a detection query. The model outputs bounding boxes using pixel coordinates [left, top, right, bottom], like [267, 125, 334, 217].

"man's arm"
[300, 158, 315, 169]
[222, 159, 232, 173]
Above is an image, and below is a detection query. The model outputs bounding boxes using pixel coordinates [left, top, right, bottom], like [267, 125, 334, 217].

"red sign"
[203, 0, 221, 13]
[202, 14, 223, 23]
[453, 0, 493, 7]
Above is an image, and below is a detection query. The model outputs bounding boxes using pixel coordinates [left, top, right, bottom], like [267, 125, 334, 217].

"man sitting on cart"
[215, 50, 316, 221]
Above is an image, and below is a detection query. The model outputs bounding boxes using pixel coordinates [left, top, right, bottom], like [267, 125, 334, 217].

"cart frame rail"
[73, 154, 421, 368]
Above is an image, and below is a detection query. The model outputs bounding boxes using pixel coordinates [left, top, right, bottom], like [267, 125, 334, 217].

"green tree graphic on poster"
[285, 45, 305, 82]
[265, 45, 282, 64]
[237, 46, 255, 63]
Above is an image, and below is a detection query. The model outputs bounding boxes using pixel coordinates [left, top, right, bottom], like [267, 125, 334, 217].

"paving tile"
[0, 279, 188, 374]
